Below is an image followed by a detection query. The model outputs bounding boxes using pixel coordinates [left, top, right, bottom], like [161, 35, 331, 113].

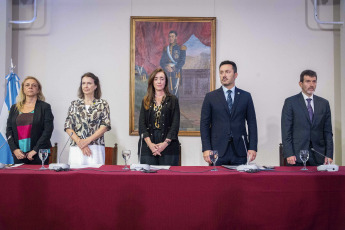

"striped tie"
[306, 98, 313, 122]
[227, 90, 233, 113]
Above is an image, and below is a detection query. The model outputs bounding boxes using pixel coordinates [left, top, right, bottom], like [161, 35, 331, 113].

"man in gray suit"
[281, 70, 333, 166]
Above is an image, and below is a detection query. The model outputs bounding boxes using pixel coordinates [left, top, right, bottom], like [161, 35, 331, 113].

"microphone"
[0, 135, 12, 169]
[130, 133, 150, 171]
[49, 132, 73, 170]
[242, 135, 249, 165]
[139, 133, 143, 163]
[310, 148, 339, 172]
[236, 135, 258, 172]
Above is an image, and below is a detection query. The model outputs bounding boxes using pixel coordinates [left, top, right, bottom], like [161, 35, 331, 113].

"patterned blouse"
[64, 98, 111, 146]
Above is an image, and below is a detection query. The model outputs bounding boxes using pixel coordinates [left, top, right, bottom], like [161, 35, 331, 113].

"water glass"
[122, 150, 131, 170]
[38, 149, 49, 170]
[299, 150, 309, 171]
[209, 150, 219, 171]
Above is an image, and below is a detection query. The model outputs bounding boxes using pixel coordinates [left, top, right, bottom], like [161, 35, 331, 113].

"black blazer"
[281, 93, 333, 164]
[138, 95, 180, 156]
[6, 100, 54, 153]
[200, 87, 258, 159]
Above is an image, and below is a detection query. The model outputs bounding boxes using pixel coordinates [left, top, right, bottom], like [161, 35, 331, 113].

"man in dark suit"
[200, 60, 258, 165]
[281, 70, 333, 166]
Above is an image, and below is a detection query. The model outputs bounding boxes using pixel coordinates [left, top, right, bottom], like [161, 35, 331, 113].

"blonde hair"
[16, 76, 45, 111]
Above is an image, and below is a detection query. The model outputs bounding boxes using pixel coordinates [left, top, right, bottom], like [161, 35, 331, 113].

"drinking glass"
[38, 149, 49, 170]
[122, 150, 131, 170]
[299, 150, 309, 171]
[209, 150, 219, 171]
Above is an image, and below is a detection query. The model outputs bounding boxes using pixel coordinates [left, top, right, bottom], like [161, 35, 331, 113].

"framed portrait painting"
[130, 16, 216, 136]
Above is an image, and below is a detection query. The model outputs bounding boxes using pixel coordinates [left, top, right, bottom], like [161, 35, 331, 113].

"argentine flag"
[0, 73, 20, 164]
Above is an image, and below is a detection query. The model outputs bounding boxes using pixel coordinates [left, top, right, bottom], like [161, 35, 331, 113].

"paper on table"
[9, 163, 24, 168]
[70, 164, 102, 169]
[149, 165, 170, 170]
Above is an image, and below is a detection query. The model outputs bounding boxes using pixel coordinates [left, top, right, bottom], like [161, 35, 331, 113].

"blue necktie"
[227, 90, 233, 113]
[306, 98, 313, 122]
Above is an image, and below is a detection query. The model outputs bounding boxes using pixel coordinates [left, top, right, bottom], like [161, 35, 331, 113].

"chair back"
[105, 143, 118, 165]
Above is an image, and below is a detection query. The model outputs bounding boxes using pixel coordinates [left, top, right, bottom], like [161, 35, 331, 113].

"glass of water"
[122, 150, 131, 170]
[209, 150, 219, 171]
[38, 149, 49, 170]
[299, 150, 309, 171]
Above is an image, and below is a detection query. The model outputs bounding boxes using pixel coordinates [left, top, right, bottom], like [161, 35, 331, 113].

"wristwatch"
[164, 139, 171, 145]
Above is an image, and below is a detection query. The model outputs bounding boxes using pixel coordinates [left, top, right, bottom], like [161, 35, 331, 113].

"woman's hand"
[13, 149, 26, 160]
[26, 150, 37, 160]
[156, 142, 168, 155]
[77, 138, 91, 149]
[81, 146, 92, 157]
[148, 143, 159, 156]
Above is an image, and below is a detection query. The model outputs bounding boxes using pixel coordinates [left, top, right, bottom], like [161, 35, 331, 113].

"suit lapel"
[231, 87, 241, 116]
[216, 87, 231, 116]
[298, 93, 312, 125]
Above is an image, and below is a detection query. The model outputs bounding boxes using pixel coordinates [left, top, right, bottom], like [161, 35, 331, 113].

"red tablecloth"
[0, 165, 344, 230]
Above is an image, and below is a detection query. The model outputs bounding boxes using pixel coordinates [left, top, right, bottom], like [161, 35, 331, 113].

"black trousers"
[215, 140, 246, 166]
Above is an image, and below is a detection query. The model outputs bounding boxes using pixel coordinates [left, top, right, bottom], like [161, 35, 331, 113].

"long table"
[0, 165, 344, 230]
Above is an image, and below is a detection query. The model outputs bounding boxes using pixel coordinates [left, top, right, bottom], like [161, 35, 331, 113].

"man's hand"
[203, 150, 212, 164]
[287, 156, 296, 165]
[247, 150, 257, 162]
[165, 65, 173, 72]
[324, 157, 333, 164]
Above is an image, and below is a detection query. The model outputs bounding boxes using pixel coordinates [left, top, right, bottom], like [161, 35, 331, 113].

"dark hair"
[219, 60, 237, 73]
[169, 30, 178, 36]
[300, 70, 317, 82]
[78, 72, 102, 99]
[143, 68, 171, 110]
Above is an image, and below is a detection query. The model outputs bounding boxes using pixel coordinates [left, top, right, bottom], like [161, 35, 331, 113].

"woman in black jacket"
[138, 68, 180, 166]
[6, 76, 54, 164]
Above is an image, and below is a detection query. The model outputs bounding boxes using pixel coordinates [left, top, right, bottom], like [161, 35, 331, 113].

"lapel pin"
[237, 92, 240, 95]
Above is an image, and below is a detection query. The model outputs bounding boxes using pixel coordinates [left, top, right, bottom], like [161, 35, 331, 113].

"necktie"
[227, 90, 233, 113]
[306, 98, 313, 122]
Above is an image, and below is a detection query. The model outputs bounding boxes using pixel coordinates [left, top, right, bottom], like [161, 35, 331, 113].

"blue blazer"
[281, 93, 333, 164]
[200, 87, 258, 158]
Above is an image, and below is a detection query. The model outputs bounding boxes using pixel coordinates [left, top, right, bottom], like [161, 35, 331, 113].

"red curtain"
[135, 21, 212, 74]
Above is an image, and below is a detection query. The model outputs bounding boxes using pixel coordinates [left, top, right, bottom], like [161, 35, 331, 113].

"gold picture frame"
[130, 16, 216, 136]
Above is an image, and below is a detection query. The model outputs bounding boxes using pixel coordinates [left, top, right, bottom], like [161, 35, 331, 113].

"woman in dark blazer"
[138, 68, 180, 166]
[6, 76, 54, 164]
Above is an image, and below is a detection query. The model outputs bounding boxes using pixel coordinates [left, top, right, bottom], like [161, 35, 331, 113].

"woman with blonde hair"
[6, 76, 54, 164]
[138, 68, 180, 165]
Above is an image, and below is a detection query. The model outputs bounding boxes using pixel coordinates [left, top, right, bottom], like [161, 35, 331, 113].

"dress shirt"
[302, 92, 314, 112]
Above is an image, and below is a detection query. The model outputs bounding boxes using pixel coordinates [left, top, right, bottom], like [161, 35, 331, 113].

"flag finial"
[9, 59, 15, 74]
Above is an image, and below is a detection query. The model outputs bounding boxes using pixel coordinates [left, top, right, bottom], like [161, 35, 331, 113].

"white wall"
[0, 0, 12, 102]
[10, 0, 342, 166]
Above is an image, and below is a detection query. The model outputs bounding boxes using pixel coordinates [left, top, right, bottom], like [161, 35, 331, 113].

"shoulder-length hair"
[16, 76, 45, 111]
[143, 68, 170, 110]
[77, 72, 102, 99]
